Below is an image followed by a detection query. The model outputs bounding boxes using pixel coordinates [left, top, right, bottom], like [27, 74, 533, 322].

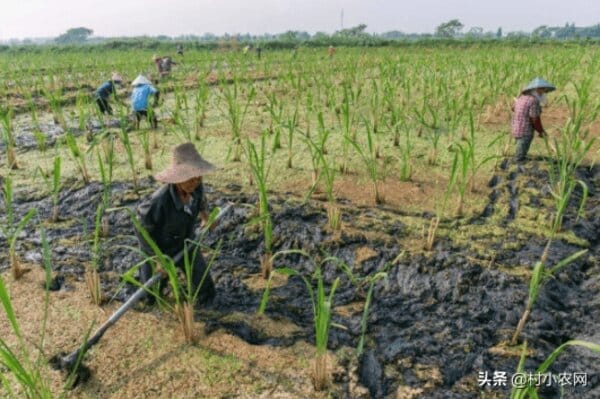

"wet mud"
[0, 118, 122, 151]
[1, 158, 599, 398]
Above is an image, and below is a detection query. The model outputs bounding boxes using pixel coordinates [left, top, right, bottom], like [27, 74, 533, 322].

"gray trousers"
[515, 135, 533, 162]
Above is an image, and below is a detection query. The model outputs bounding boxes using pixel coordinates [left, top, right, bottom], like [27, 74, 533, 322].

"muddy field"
[1, 153, 599, 398]
[2, 46, 600, 398]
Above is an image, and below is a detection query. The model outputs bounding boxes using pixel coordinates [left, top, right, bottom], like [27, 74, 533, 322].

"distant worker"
[511, 77, 555, 162]
[256, 46, 262, 59]
[94, 72, 123, 115]
[327, 45, 336, 58]
[243, 45, 251, 55]
[153, 54, 177, 78]
[131, 75, 159, 129]
[177, 44, 184, 57]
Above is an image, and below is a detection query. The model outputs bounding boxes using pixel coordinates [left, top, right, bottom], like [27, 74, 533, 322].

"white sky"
[1, 0, 599, 40]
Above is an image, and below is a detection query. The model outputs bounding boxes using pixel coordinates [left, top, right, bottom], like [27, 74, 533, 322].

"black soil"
[1, 158, 599, 398]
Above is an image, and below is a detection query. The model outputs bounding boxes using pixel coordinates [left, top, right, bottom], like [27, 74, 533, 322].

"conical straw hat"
[131, 75, 152, 86]
[521, 77, 556, 94]
[154, 143, 217, 184]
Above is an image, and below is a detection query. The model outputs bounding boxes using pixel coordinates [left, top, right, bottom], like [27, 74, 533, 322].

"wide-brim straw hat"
[152, 54, 161, 61]
[131, 75, 152, 86]
[521, 77, 556, 94]
[154, 142, 217, 184]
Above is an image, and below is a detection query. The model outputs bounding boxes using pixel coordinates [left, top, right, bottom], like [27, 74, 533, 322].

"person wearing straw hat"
[131, 74, 159, 129]
[511, 77, 556, 162]
[136, 142, 217, 307]
[153, 54, 177, 78]
[94, 72, 123, 115]
[327, 45, 336, 58]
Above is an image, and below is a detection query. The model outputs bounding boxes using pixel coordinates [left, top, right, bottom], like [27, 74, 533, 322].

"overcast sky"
[1, 0, 599, 40]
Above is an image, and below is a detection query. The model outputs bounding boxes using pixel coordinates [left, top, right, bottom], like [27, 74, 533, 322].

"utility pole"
[341, 9, 344, 30]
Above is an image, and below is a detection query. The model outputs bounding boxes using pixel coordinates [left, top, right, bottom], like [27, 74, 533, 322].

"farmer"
[131, 75, 159, 129]
[153, 54, 177, 78]
[94, 72, 123, 115]
[176, 44, 184, 57]
[327, 45, 336, 58]
[136, 142, 217, 307]
[256, 46, 262, 59]
[511, 77, 555, 162]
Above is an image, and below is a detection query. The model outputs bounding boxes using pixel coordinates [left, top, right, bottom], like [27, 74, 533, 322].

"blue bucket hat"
[522, 77, 556, 94]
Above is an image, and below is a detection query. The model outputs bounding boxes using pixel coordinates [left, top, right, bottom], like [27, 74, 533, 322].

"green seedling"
[258, 250, 340, 390]
[347, 117, 384, 204]
[0, 177, 37, 279]
[64, 130, 90, 184]
[127, 209, 221, 343]
[245, 131, 273, 278]
[0, 228, 82, 397]
[39, 156, 62, 222]
[0, 107, 18, 169]
[511, 247, 588, 346]
[511, 340, 600, 399]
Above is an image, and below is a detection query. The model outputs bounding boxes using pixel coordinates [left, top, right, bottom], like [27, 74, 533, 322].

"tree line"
[3, 20, 600, 49]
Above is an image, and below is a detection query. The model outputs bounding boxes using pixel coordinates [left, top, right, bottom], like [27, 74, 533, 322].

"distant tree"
[466, 27, 484, 37]
[435, 19, 464, 37]
[532, 25, 553, 38]
[381, 30, 406, 39]
[278, 30, 309, 42]
[336, 24, 368, 37]
[55, 27, 93, 44]
[201, 32, 217, 41]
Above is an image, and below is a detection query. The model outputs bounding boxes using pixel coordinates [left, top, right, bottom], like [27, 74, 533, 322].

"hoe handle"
[62, 272, 163, 368]
[61, 203, 233, 369]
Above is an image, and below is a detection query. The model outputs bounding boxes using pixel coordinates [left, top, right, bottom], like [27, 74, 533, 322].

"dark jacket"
[136, 183, 208, 257]
[95, 80, 115, 100]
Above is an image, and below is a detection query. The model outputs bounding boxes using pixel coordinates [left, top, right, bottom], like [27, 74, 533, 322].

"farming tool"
[50, 203, 234, 381]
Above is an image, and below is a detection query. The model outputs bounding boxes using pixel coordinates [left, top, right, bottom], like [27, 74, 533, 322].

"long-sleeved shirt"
[131, 84, 158, 112]
[512, 94, 543, 138]
[95, 80, 115, 100]
[136, 183, 208, 257]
